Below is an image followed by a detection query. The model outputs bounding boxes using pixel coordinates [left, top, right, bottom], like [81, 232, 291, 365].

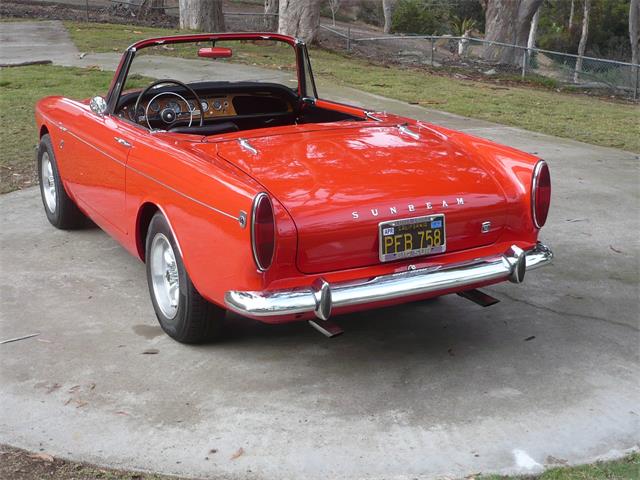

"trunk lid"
[209, 123, 508, 274]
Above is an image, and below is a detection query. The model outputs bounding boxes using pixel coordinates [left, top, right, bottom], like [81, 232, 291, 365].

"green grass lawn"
[1, 21, 638, 194]
[0, 65, 148, 193]
[0, 65, 114, 193]
[482, 452, 639, 480]
[64, 21, 640, 153]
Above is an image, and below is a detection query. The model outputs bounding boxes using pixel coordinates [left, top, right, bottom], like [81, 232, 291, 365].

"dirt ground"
[0, 444, 198, 480]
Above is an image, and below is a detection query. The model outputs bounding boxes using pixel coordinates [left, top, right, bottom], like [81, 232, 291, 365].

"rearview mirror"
[198, 47, 232, 59]
[89, 96, 107, 116]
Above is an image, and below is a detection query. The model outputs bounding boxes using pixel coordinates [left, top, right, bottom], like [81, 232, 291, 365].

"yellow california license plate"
[378, 214, 446, 262]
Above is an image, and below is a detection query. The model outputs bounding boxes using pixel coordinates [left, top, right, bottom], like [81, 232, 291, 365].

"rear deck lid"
[210, 123, 508, 273]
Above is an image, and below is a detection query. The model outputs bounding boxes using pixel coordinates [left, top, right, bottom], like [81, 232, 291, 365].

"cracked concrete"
[1, 19, 639, 480]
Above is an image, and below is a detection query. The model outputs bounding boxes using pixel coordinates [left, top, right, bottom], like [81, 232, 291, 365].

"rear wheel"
[38, 134, 85, 229]
[145, 212, 225, 343]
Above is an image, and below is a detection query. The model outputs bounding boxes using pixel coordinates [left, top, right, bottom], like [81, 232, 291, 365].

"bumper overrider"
[225, 243, 553, 321]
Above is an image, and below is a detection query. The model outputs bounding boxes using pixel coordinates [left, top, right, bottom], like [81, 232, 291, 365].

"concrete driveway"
[1, 20, 639, 480]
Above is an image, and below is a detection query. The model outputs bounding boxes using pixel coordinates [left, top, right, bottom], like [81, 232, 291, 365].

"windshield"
[122, 38, 299, 95]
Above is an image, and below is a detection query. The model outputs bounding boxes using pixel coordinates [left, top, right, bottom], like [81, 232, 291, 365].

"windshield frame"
[105, 32, 313, 115]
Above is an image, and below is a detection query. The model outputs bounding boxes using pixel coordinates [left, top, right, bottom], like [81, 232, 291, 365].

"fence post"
[430, 37, 434, 66]
[635, 65, 639, 101]
[85, 0, 89, 22]
[521, 49, 527, 79]
[346, 26, 351, 53]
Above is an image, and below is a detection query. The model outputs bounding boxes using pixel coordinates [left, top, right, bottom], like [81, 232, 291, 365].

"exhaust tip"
[309, 319, 344, 338]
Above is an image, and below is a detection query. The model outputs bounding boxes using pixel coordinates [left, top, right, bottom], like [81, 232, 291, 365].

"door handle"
[114, 137, 132, 148]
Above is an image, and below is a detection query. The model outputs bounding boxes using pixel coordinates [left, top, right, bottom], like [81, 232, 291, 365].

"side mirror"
[90, 96, 108, 116]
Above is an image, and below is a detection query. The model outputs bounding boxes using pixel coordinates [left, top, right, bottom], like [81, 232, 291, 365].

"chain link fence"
[319, 25, 640, 101]
[15, 1, 639, 100]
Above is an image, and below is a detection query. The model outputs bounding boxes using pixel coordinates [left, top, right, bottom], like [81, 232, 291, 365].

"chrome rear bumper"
[225, 243, 553, 321]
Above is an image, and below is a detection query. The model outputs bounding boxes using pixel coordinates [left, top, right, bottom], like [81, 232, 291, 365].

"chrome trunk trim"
[239, 138, 258, 155]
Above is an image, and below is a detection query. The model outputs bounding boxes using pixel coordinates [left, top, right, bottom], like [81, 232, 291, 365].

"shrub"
[355, 0, 384, 27]
[391, 0, 449, 35]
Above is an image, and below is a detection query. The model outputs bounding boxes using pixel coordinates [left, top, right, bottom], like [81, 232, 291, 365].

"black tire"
[37, 134, 85, 229]
[145, 212, 225, 343]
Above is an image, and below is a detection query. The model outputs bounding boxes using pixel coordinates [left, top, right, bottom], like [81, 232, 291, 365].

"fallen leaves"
[27, 452, 54, 462]
[45, 383, 61, 394]
[230, 447, 244, 460]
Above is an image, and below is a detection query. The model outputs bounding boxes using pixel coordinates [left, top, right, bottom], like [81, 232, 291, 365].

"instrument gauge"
[212, 99, 223, 111]
[166, 101, 181, 114]
[200, 100, 209, 113]
[149, 101, 160, 113]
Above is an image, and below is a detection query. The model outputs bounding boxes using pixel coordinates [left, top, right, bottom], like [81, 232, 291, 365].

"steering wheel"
[133, 79, 205, 130]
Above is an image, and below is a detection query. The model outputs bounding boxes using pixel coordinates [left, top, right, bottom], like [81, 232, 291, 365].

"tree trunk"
[568, 0, 575, 29]
[527, 5, 540, 50]
[382, 0, 395, 34]
[179, 0, 225, 32]
[481, 0, 543, 66]
[630, 0, 639, 66]
[139, 0, 164, 18]
[328, 0, 340, 27]
[278, 0, 321, 44]
[264, 0, 279, 32]
[574, 0, 590, 82]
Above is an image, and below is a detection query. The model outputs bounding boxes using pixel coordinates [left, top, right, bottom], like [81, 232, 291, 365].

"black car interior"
[117, 81, 362, 135]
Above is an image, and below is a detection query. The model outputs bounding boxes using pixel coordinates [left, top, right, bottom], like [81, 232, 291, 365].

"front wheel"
[38, 134, 85, 229]
[145, 212, 225, 343]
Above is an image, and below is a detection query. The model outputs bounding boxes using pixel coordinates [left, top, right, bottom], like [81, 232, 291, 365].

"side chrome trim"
[63, 125, 238, 221]
[225, 243, 554, 320]
[65, 128, 126, 167]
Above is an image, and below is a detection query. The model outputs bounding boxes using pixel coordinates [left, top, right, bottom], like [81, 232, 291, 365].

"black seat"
[169, 122, 239, 136]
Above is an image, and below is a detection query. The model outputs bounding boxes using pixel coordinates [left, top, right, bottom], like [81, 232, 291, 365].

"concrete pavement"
[1, 20, 639, 480]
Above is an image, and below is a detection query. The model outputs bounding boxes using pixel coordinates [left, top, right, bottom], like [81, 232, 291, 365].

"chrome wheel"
[41, 151, 57, 213]
[150, 233, 180, 320]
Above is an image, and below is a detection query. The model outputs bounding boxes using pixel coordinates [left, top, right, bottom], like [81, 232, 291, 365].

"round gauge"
[166, 101, 181, 114]
[129, 106, 145, 122]
[200, 100, 209, 113]
[212, 99, 223, 111]
[187, 100, 197, 112]
[149, 101, 160, 113]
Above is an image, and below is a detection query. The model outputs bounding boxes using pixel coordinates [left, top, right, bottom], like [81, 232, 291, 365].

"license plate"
[378, 214, 446, 262]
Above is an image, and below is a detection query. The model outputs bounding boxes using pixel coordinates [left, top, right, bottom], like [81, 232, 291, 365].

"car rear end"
[208, 121, 553, 323]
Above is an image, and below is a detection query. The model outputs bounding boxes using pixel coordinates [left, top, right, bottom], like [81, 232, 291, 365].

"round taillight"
[251, 193, 275, 271]
[532, 161, 551, 229]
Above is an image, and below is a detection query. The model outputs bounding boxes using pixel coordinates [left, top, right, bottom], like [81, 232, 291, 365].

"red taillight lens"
[251, 193, 275, 271]
[532, 161, 551, 229]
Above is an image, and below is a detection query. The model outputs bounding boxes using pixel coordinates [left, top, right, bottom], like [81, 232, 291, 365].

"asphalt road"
[1, 20, 639, 480]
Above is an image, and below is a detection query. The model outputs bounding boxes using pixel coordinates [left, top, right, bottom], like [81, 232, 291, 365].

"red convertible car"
[35, 33, 552, 342]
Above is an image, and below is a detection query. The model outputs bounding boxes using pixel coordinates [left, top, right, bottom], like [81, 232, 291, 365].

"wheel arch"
[39, 124, 50, 138]
[136, 202, 184, 263]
